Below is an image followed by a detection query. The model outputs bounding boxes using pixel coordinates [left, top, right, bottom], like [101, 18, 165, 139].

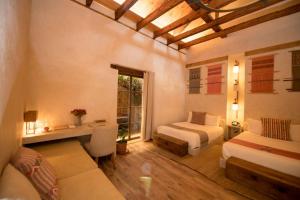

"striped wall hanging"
[291, 50, 300, 91]
[251, 55, 275, 93]
[189, 68, 201, 94]
[207, 64, 222, 94]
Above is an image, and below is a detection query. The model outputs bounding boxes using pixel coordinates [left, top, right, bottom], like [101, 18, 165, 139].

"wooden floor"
[101, 141, 249, 200]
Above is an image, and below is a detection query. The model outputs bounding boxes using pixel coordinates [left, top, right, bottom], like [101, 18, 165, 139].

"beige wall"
[26, 0, 186, 130]
[0, 0, 31, 173]
[187, 13, 300, 125]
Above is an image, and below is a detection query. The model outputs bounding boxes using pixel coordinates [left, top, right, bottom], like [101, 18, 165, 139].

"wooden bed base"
[153, 133, 188, 156]
[153, 132, 223, 156]
[226, 157, 300, 200]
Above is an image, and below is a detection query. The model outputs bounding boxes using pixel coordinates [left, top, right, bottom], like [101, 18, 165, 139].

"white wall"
[26, 0, 186, 130]
[187, 13, 300, 124]
[0, 0, 31, 173]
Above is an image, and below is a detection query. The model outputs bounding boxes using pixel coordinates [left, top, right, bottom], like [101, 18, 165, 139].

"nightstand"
[227, 125, 242, 140]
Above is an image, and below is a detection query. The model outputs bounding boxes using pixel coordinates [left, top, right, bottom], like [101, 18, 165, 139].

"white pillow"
[205, 114, 219, 126]
[187, 112, 192, 122]
[290, 125, 300, 142]
[247, 118, 262, 135]
[0, 164, 41, 200]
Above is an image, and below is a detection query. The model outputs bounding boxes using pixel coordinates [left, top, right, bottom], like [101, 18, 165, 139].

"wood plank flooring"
[101, 141, 249, 200]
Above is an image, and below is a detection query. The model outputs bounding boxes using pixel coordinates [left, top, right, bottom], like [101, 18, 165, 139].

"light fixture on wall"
[231, 101, 239, 111]
[24, 111, 38, 135]
[233, 61, 240, 74]
[233, 60, 240, 88]
[232, 60, 240, 126]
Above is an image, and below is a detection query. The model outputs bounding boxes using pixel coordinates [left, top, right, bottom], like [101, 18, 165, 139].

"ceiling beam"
[153, 0, 236, 38]
[178, 4, 300, 49]
[136, 0, 185, 31]
[185, 0, 223, 34]
[168, 0, 285, 45]
[93, 0, 183, 46]
[115, 0, 138, 20]
[86, 0, 93, 7]
[200, 14, 223, 34]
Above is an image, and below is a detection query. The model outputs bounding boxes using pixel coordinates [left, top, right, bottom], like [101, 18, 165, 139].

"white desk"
[22, 123, 105, 145]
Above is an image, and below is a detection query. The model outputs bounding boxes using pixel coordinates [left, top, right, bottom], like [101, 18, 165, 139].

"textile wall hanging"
[189, 68, 201, 94]
[289, 50, 300, 91]
[207, 64, 222, 94]
[250, 55, 275, 93]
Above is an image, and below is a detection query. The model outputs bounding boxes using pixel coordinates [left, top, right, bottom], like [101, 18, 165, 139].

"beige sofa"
[0, 139, 124, 200]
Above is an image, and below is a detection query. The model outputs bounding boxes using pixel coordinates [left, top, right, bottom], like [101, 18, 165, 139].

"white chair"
[84, 125, 118, 168]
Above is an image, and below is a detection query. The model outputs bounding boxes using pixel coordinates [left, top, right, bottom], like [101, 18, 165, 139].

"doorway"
[117, 74, 143, 140]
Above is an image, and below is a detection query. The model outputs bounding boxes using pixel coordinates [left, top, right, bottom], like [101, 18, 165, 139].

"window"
[251, 55, 274, 93]
[207, 64, 222, 94]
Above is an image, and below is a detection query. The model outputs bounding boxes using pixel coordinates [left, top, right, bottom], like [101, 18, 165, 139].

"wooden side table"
[227, 125, 242, 140]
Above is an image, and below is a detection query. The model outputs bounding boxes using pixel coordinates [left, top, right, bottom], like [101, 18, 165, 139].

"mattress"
[157, 122, 223, 151]
[223, 131, 300, 177]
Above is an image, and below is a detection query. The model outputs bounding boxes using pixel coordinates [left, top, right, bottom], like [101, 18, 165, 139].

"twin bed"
[222, 120, 300, 199]
[223, 131, 300, 178]
[156, 113, 224, 155]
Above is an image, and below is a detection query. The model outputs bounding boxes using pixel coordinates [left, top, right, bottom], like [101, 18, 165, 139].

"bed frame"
[153, 132, 223, 156]
[226, 157, 300, 200]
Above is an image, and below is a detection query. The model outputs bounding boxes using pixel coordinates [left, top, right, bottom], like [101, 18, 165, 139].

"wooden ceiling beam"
[136, 0, 185, 31]
[185, 0, 224, 34]
[153, 0, 236, 38]
[200, 14, 224, 34]
[86, 0, 93, 7]
[115, 0, 138, 20]
[168, 0, 285, 45]
[93, 0, 180, 45]
[178, 4, 300, 49]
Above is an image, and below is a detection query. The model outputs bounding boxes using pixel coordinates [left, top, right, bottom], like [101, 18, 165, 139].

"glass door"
[117, 74, 143, 140]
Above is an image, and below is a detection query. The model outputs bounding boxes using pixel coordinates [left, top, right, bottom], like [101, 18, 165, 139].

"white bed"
[157, 121, 224, 155]
[223, 131, 300, 177]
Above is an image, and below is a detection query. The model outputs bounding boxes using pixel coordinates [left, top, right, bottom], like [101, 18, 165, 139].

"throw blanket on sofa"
[229, 138, 300, 160]
[166, 124, 209, 147]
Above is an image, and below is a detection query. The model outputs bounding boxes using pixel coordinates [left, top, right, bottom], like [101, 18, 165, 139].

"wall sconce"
[24, 111, 38, 135]
[231, 102, 239, 111]
[232, 60, 240, 126]
[233, 60, 239, 88]
[233, 61, 240, 74]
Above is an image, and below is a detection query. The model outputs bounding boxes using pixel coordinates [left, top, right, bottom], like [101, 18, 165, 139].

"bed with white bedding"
[223, 131, 300, 177]
[157, 121, 224, 155]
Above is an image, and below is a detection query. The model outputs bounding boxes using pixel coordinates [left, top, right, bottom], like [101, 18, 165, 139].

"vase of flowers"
[70, 109, 87, 126]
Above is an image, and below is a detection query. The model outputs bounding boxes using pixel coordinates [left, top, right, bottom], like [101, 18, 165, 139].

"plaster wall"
[26, 0, 186, 130]
[0, 0, 31, 172]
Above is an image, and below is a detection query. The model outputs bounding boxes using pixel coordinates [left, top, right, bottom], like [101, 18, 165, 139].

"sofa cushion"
[58, 169, 124, 200]
[32, 139, 84, 158]
[0, 164, 41, 200]
[32, 140, 97, 179]
[11, 147, 59, 200]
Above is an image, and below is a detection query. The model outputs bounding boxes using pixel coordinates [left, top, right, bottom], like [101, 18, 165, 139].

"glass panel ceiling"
[112, 0, 292, 44]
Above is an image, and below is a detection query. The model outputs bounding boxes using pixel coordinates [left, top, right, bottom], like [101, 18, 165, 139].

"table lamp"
[24, 111, 38, 135]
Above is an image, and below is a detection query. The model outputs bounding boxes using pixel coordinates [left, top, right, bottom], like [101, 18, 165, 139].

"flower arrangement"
[70, 109, 87, 117]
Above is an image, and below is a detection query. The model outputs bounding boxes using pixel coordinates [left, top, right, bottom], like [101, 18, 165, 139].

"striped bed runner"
[229, 138, 300, 160]
[165, 124, 209, 147]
